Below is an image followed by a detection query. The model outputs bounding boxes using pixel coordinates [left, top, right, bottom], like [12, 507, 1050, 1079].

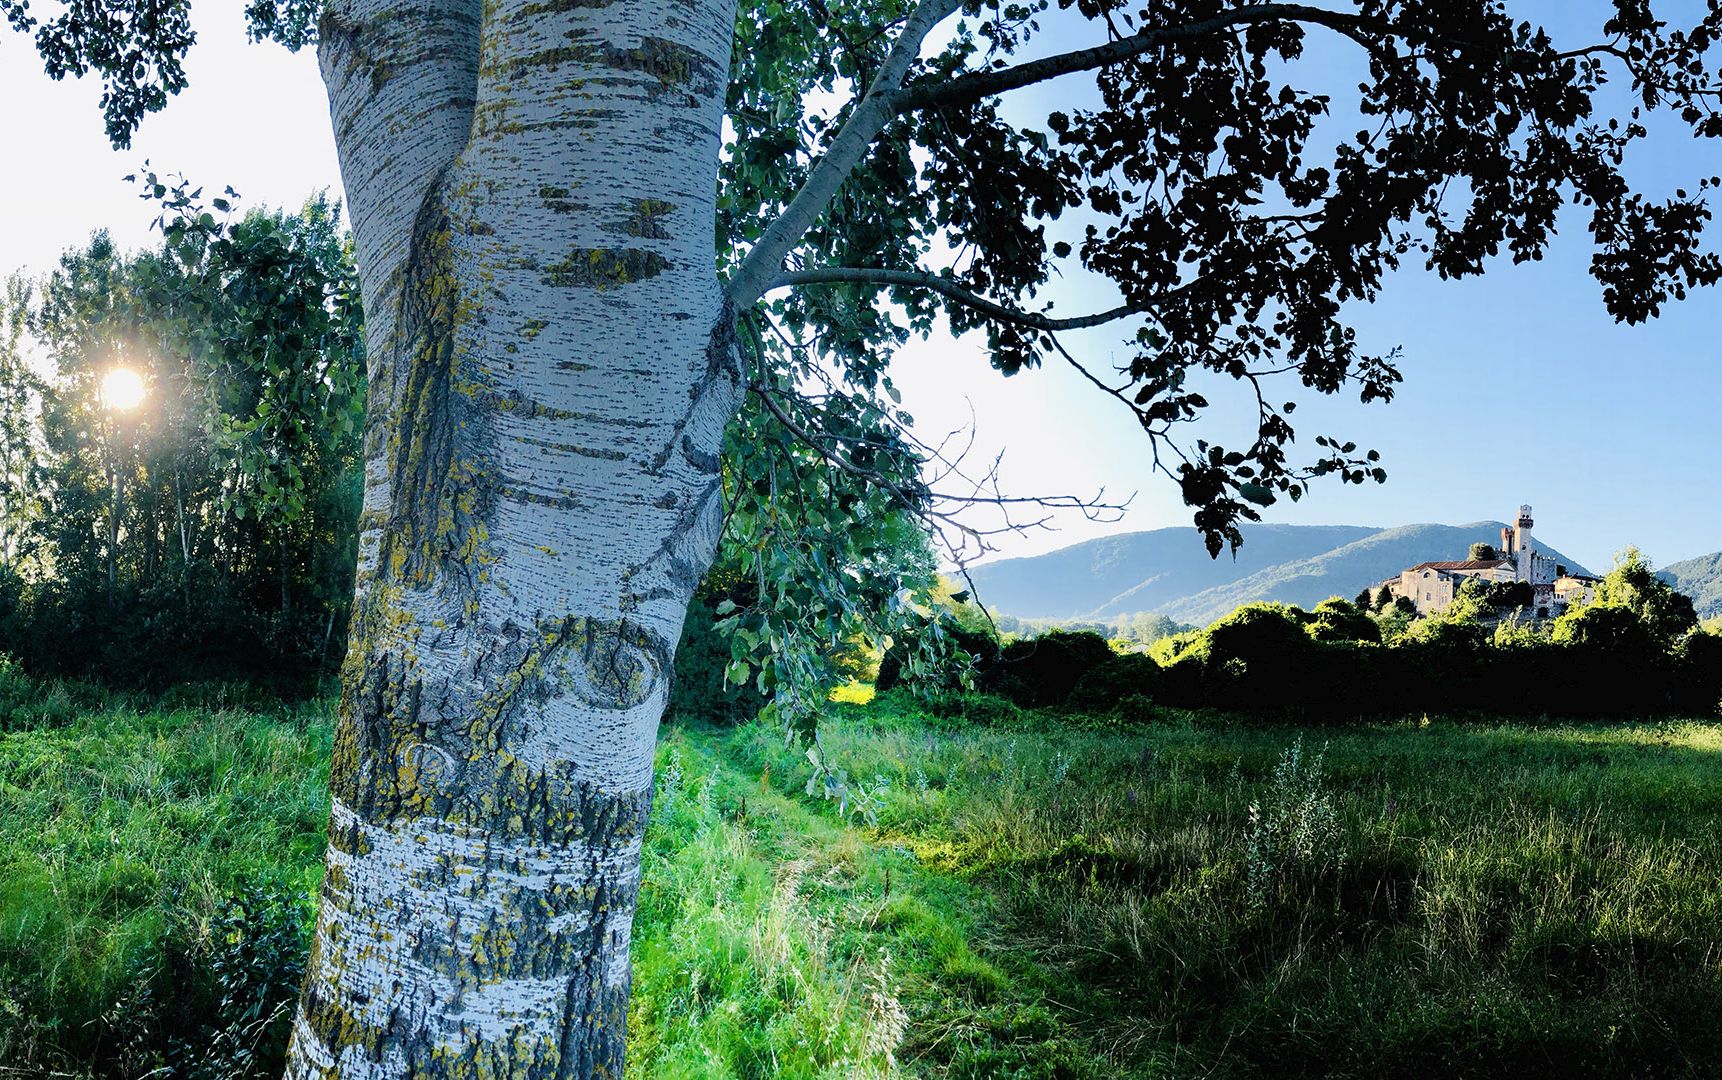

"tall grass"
[627, 736, 911, 1078]
[0, 698, 330, 1073]
[8, 681, 1722, 1076]
[755, 692, 1722, 1076]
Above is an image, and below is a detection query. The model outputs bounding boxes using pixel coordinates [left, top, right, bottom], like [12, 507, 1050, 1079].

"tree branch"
[726, 0, 963, 309]
[767, 267, 1147, 331]
[888, 3, 1471, 114]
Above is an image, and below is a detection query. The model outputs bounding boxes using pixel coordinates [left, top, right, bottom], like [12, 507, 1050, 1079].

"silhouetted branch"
[767, 268, 1146, 332]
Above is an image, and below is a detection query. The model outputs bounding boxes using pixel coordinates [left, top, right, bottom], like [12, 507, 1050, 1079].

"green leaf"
[1239, 483, 1275, 507]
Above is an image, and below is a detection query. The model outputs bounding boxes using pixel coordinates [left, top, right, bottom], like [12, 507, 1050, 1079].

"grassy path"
[631, 724, 1119, 1079]
[693, 697, 1722, 1078]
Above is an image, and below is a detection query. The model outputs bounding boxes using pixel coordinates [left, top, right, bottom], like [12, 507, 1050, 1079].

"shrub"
[876, 620, 1001, 694]
[0, 653, 83, 732]
[981, 629, 1114, 708]
[1067, 652, 1161, 715]
[1673, 628, 1722, 716]
[1307, 597, 1381, 643]
[1113, 692, 1157, 726]
[1552, 602, 1659, 654]
[925, 691, 1026, 728]
[1243, 737, 1346, 907]
[1183, 604, 1321, 710]
[89, 883, 310, 1080]
[0, 652, 27, 716]
[669, 589, 768, 725]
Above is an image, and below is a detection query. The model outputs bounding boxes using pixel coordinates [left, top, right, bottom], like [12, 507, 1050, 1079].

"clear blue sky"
[2, 3, 1718, 574]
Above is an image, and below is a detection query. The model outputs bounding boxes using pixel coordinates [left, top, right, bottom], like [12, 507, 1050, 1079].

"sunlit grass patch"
[627, 733, 908, 1078]
[829, 681, 876, 706]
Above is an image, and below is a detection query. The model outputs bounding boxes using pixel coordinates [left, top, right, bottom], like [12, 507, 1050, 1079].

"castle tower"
[1514, 504, 1534, 582]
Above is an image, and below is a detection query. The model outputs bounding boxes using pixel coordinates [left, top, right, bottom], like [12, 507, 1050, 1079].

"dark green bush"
[981, 629, 1115, 708]
[1674, 630, 1722, 716]
[668, 588, 768, 726]
[925, 691, 1026, 727]
[0, 653, 85, 732]
[1307, 597, 1381, 643]
[876, 620, 1002, 693]
[79, 883, 310, 1080]
[1188, 604, 1322, 710]
[1067, 653, 1162, 714]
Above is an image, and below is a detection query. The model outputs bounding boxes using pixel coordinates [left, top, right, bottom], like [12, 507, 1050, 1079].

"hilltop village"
[1382, 505, 1599, 617]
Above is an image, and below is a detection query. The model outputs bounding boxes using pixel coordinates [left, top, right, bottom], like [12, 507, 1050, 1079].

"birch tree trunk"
[287, 1, 741, 1075]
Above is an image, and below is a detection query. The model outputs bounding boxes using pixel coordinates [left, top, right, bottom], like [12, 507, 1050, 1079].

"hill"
[962, 524, 1378, 619]
[1660, 552, 1722, 620]
[968, 521, 1593, 625]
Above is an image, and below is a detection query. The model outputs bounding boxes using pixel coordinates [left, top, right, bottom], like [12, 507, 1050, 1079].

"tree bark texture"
[287, 2, 741, 1076]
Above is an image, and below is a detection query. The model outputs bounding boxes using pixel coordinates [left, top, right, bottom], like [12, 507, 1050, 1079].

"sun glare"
[100, 367, 146, 412]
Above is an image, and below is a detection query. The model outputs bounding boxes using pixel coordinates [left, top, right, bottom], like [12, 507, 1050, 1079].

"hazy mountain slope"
[1148, 522, 1591, 626]
[965, 524, 1379, 619]
[1659, 552, 1722, 619]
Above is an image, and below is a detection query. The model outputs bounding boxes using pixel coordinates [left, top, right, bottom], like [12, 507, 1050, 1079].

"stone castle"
[1385, 505, 1598, 617]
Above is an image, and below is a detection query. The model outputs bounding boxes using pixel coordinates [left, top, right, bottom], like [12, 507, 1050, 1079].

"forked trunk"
[287, 2, 740, 1075]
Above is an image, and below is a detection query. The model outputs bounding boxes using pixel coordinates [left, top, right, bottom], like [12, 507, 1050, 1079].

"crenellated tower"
[1513, 504, 1534, 581]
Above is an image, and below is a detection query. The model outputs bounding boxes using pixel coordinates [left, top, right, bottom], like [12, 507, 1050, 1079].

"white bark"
[289, 1, 741, 1075]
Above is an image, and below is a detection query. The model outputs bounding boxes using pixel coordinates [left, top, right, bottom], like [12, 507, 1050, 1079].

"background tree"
[1482, 579, 1535, 610]
[1470, 542, 1498, 562]
[0, 277, 39, 572]
[12, 194, 364, 686]
[1564, 545, 1698, 648]
[0, 276, 41, 637]
[16, 0, 1722, 1074]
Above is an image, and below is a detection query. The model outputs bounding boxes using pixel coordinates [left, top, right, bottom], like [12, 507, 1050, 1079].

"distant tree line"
[986, 609, 1193, 650]
[0, 192, 364, 690]
[884, 550, 1722, 721]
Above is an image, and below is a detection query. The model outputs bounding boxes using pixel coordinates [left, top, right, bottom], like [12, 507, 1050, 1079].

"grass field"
[4, 684, 1722, 1077]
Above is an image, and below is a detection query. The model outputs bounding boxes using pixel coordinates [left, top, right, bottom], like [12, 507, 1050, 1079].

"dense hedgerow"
[887, 595, 1722, 722]
[983, 630, 1116, 709]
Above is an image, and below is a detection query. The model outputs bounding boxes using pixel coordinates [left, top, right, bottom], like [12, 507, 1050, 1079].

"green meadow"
[4, 684, 1722, 1078]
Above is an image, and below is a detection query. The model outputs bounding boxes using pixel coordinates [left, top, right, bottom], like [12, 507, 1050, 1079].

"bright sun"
[100, 367, 146, 411]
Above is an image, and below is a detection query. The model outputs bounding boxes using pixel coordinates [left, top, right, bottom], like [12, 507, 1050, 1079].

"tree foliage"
[1578, 544, 1699, 646]
[715, 0, 1722, 556]
[0, 276, 40, 580]
[2, 187, 364, 687]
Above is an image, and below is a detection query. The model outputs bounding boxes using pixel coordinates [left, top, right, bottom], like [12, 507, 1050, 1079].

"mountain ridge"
[963, 524, 1379, 620]
[968, 521, 1596, 626]
[1659, 552, 1722, 620]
